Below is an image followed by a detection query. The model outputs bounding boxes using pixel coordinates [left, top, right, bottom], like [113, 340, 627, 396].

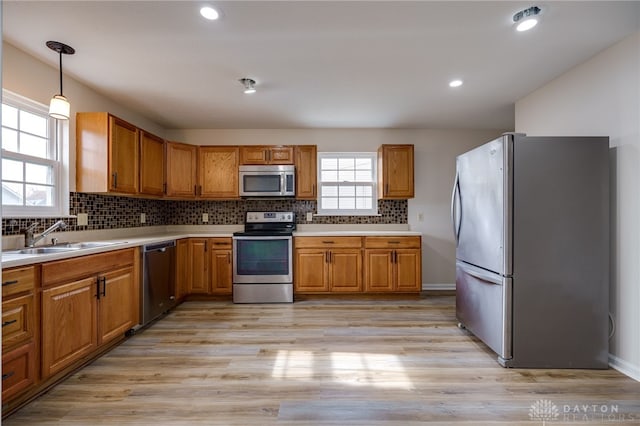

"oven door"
[233, 236, 293, 283]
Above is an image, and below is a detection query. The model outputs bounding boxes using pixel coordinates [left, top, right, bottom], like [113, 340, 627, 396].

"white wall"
[515, 31, 640, 380]
[167, 128, 504, 286]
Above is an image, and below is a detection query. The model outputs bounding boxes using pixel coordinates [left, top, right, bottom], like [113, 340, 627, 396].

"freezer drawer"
[456, 261, 512, 361]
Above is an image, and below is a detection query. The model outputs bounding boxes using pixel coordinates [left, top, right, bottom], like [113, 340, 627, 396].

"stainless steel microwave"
[239, 165, 295, 197]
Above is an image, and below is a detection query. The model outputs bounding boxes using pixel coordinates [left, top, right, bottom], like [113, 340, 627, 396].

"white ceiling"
[3, 1, 639, 130]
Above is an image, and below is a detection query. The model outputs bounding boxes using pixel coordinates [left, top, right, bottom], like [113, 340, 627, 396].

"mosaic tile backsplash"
[2, 192, 407, 236]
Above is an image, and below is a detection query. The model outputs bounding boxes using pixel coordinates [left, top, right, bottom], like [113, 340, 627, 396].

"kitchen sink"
[3, 241, 127, 256]
[6, 246, 82, 255]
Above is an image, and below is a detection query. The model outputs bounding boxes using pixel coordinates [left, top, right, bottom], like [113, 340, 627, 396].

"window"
[317, 152, 378, 216]
[2, 90, 64, 216]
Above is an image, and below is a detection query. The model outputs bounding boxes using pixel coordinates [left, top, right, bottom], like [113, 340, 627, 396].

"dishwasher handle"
[143, 240, 176, 253]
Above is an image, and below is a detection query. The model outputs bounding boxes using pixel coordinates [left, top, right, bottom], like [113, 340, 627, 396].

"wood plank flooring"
[5, 294, 640, 425]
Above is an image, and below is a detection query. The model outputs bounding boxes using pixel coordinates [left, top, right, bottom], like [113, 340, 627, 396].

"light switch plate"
[306, 212, 313, 222]
[77, 213, 88, 226]
[202, 213, 209, 223]
[140, 213, 146, 224]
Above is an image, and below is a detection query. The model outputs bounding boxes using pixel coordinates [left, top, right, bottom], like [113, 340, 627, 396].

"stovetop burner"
[235, 211, 296, 236]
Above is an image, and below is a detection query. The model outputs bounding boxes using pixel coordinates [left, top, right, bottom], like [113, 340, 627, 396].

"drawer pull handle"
[2, 280, 18, 287]
[2, 319, 17, 327]
[2, 371, 15, 380]
[322, 241, 335, 244]
[213, 242, 227, 246]
[388, 241, 401, 244]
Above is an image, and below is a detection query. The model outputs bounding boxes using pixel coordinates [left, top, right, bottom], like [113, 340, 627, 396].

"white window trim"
[2, 90, 69, 217]
[317, 152, 379, 216]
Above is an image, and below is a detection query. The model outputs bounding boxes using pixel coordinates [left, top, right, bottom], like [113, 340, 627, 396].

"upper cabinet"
[198, 146, 239, 199]
[378, 144, 414, 199]
[139, 131, 165, 196]
[240, 145, 294, 165]
[294, 145, 317, 200]
[77, 113, 140, 194]
[166, 142, 197, 198]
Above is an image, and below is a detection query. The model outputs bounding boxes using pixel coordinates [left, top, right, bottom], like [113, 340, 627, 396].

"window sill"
[313, 213, 381, 217]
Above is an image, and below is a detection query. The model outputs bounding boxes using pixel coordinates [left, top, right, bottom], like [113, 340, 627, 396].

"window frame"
[317, 152, 379, 216]
[2, 90, 67, 217]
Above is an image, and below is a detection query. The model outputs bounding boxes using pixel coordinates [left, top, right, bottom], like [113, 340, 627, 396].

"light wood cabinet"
[240, 145, 294, 165]
[186, 238, 233, 295]
[378, 144, 414, 199]
[139, 131, 165, 196]
[2, 266, 38, 404]
[166, 141, 197, 198]
[294, 237, 362, 293]
[295, 145, 317, 200]
[364, 237, 421, 292]
[40, 249, 137, 379]
[76, 112, 139, 194]
[198, 146, 239, 199]
[175, 239, 190, 300]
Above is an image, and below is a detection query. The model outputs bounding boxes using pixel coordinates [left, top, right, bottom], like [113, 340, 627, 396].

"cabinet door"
[42, 277, 98, 378]
[189, 239, 209, 294]
[166, 142, 197, 198]
[109, 116, 139, 194]
[364, 250, 394, 292]
[395, 249, 422, 292]
[378, 145, 414, 199]
[329, 249, 362, 292]
[240, 146, 269, 164]
[139, 131, 165, 196]
[295, 145, 317, 199]
[268, 146, 294, 164]
[199, 146, 239, 198]
[175, 239, 190, 300]
[210, 250, 232, 294]
[294, 249, 329, 292]
[98, 267, 136, 345]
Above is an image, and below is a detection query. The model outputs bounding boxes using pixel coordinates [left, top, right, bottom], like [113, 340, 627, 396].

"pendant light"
[46, 41, 75, 120]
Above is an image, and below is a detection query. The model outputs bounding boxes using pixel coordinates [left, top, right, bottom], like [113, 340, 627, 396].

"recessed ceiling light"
[200, 6, 219, 20]
[449, 79, 463, 88]
[513, 6, 541, 32]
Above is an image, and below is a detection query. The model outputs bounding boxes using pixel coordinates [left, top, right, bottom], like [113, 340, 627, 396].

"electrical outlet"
[418, 212, 424, 222]
[77, 213, 88, 226]
[202, 213, 209, 223]
[140, 213, 146, 224]
[306, 212, 313, 222]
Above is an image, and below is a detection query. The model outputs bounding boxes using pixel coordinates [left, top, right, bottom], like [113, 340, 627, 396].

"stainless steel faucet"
[24, 220, 67, 247]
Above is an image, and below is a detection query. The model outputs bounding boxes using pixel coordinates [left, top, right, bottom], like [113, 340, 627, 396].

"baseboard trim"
[609, 353, 640, 382]
[422, 283, 456, 291]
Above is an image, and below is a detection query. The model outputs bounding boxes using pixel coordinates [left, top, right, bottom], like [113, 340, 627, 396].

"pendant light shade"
[46, 41, 75, 120]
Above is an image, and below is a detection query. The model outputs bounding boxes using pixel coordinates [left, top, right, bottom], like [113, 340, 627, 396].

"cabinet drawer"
[2, 342, 36, 402]
[41, 248, 135, 286]
[294, 237, 362, 249]
[364, 236, 421, 249]
[2, 294, 34, 350]
[209, 238, 232, 250]
[2, 266, 36, 298]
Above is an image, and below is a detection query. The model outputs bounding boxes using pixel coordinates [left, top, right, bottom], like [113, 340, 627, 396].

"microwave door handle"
[281, 173, 286, 196]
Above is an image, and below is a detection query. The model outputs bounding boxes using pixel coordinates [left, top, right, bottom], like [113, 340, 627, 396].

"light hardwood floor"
[5, 294, 640, 425]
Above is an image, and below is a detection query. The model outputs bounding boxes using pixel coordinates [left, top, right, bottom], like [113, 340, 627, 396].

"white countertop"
[1, 225, 421, 268]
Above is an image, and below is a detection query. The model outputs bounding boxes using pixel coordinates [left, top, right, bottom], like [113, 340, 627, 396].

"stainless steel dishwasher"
[141, 240, 177, 326]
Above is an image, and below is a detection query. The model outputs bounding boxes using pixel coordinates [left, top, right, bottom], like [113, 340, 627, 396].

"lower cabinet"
[184, 238, 232, 295]
[40, 249, 137, 379]
[364, 237, 422, 292]
[2, 265, 39, 404]
[294, 237, 363, 293]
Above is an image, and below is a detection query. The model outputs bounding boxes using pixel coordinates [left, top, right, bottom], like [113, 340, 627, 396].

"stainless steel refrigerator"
[452, 133, 609, 368]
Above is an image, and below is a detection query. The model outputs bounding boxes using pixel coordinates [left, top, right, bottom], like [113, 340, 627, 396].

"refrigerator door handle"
[459, 263, 502, 285]
[451, 171, 461, 244]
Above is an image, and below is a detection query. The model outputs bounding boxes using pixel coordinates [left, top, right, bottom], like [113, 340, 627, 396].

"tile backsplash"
[2, 192, 407, 236]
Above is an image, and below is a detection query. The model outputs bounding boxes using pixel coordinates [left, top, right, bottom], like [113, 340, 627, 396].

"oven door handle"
[232, 236, 293, 241]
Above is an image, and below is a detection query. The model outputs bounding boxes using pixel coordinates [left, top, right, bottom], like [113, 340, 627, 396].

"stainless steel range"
[232, 211, 295, 303]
